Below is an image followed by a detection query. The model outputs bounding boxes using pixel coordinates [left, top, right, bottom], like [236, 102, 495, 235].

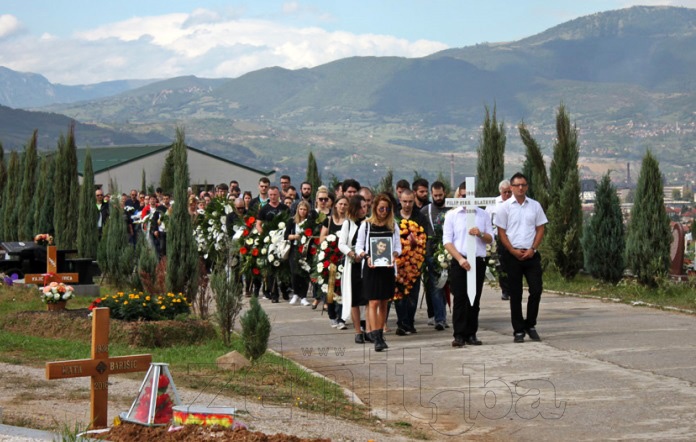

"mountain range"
[0, 5, 694, 186]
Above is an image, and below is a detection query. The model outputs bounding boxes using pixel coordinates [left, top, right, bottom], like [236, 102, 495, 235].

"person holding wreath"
[285, 200, 313, 306]
[356, 193, 402, 352]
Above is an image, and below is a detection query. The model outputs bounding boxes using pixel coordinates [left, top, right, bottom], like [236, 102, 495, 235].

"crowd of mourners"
[97, 171, 548, 352]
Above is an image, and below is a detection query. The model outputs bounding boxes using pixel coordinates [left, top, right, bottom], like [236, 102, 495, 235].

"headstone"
[25, 246, 78, 284]
[669, 222, 685, 276]
[45, 307, 152, 428]
[444, 177, 497, 304]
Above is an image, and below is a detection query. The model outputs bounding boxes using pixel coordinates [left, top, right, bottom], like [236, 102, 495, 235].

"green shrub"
[240, 296, 271, 362]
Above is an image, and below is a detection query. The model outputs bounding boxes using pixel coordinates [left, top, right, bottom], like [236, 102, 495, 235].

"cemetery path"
[262, 284, 696, 441]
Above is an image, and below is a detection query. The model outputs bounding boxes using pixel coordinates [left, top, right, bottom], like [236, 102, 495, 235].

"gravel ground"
[0, 362, 414, 441]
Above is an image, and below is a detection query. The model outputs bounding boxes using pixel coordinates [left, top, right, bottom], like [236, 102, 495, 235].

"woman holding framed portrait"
[356, 193, 402, 352]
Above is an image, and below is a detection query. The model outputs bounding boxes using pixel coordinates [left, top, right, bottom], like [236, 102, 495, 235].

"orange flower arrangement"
[394, 219, 426, 300]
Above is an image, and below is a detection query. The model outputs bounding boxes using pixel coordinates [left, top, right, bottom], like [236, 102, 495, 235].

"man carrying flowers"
[394, 189, 428, 336]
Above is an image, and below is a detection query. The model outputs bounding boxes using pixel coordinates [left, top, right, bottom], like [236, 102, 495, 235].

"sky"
[1, 0, 695, 85]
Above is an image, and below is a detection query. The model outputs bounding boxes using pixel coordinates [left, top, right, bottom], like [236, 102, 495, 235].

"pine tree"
[159, 148, 175, 193]
[211, 264, 244, 347]
[518, 121, 550, 211]
[1, 151, 20, 241]
[546, 105, 583, 279]
[476, 105, 506, 197]
[35, 155, 56, 235]
[582, 173, 625, 284]
[77, 148, 99, 259]
[240, 295, 271, 362]
[625, 150, 671, 287]
[53, 124, 80, 249]
[166, 128, 199, 299]
[18, 130, 39, 240]
[305, 151, 322, 193]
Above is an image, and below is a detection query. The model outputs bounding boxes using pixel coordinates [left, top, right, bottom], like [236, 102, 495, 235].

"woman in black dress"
[355, 193, 402, 351]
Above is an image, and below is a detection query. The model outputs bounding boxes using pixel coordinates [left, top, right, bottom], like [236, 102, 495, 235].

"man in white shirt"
[495, 172, 548, 343]
[443, 181, 493, 347]
[486, 179, 512, 300]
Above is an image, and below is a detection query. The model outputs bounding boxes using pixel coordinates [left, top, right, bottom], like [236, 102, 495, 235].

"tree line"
[0, 104, 674, 288]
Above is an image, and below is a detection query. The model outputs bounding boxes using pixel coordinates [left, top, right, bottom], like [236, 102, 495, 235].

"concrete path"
[261, 285, 696, 441]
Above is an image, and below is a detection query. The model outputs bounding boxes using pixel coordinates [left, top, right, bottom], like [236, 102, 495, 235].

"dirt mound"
[94, 422, 331, 441]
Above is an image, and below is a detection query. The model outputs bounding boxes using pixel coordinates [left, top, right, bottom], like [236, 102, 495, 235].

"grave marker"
[25, 245, 79, 284]
[45, 307, 152, 428]
[445, 177, 496, 304]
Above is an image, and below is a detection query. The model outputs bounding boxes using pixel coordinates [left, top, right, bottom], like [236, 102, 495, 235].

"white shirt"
[495, 197, 548, 249]
[442, 207, 492, 258]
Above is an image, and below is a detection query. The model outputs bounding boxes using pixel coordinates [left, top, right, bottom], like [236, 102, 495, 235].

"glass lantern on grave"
[122, 363, 181, 426]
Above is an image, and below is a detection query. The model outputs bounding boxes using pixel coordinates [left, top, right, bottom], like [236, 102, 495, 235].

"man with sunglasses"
[495, 172, 548, 344]
[486, 180, 513, 300]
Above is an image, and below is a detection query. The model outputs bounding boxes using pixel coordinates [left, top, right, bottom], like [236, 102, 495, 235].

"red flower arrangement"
[134, 374, 174, 424]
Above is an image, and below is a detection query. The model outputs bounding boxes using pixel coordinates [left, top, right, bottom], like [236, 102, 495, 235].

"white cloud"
[0, 9, 447, 84]
[0, 14, 22, 39]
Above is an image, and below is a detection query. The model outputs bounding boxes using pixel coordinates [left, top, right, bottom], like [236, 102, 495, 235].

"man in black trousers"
[495, 172, 548, 343]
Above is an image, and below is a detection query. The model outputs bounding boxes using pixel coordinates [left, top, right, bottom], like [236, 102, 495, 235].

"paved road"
[262, 285, 696, 440]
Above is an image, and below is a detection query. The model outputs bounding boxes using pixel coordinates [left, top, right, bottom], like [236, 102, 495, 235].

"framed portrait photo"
[370, 237, 393, 267]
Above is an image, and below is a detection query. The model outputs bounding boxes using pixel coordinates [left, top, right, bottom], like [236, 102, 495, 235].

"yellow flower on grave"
[142, 303, 147, 307]
[123, 301, 128, 305]
[145, 296, 151, 301]
[161, 305, 166, 310]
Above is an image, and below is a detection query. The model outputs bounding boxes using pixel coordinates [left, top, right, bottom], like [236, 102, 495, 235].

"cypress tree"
[625, 150, 671, 287]
[35, 155, 56, 235]
[159, 148, 175, 193]
[374, 168, 394, 196]
[53, 124, 79, 249]
[19, 130, 39, 240]
[436, 170, 452, 197]
[165, 128, 199, 299]
[31, 156, 49, 235]
[476, 105, 506, 197]
[0, 143, 6, 236]
[305, 151, 322, 193]
[1, 151, 20, 241]
[518, 121, 550, 211]
[546, 105, 583, 279]
[582, 173, 625, 284]
[9, 149, 25, 241]
[141, 169, 146, 194]
[97, 202, 135, 288]
[77, 148, 99, 259]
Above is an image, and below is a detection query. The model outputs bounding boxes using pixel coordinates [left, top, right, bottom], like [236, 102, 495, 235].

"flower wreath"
[394, 218, 426, 300]
[194, 197, 236, 261]
[312, 233, 344, 301]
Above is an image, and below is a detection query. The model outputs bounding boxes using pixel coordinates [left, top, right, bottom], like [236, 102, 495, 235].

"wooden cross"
[445, 177, 497, 304]
[45, 307, 152, 428]
[25, 245, 79, 284]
